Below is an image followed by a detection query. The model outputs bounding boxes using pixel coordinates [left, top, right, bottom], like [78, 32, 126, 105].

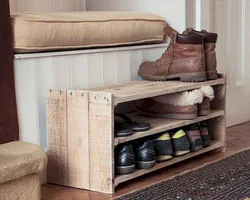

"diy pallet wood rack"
[46, 74, 226, 194]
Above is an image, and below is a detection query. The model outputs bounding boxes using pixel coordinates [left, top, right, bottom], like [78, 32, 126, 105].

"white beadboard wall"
[14, 44, 167, 149]
[9, 0, 86, 12]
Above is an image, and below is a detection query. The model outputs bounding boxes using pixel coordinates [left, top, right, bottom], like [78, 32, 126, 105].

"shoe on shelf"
[136, 88, 203, 120]
[115, 143, 135, 175]
[200, 121, 212, 147]
[185, 123, 203, 152]
[114, 113, 151, 137]
[115, 121, 133, 137]
[170, 129, 190, 156]
[152, 133, 173, 162]
[115, 113, 151, 132]
[138, 26, 206, 82]
[183, 28, 218, 80]
[134, 140, 156, 169]
[198, 86, 215, 116]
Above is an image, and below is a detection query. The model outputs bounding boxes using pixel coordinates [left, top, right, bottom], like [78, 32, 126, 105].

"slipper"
[115, 113, 151, 132]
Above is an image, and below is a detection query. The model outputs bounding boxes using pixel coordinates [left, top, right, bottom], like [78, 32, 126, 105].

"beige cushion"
[11, 12, 167, 53]
[0, 174, 41, 200]
[0, 141, 47, 184]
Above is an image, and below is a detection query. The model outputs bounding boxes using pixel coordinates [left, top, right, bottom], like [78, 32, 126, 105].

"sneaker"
[200, 121, 211, 147]
[152, 133, 173, 162]
[185, 123, 203, 152]
[134, 140, 156, 169]
[170, 129, 190, 156]
[115, 143, 135, 175]
[138, 26, 206, 82]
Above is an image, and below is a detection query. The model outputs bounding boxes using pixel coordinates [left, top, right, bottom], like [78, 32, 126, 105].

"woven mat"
[115, 149, 250, 200]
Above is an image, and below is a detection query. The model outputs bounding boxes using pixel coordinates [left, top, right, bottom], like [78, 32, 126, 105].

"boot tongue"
[164, 26, 178, 38]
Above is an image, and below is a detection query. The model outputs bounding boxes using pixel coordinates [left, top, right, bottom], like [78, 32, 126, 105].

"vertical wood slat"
[209, 74, 227, 152]
[88, 92, 114, 193]
[47, 90, 68, 185]
[67, 90, 89, 189]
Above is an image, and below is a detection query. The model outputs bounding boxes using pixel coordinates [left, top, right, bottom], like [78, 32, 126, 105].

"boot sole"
[190, 145, 204, 152]
[198, 109, 210, 116]
[138, 71, 207, 82]
[174, 149, 190, 156]
[203, 141, 211, 147]
[116, 165, 135, 175]
[206, 69, 218, 80]
[138, 111, 197, 120]
[136, 160, 156, 169]
[156, 155, 173, 162]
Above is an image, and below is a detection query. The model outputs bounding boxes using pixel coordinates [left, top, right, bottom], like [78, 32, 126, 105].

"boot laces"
[161, 35, 174, 58]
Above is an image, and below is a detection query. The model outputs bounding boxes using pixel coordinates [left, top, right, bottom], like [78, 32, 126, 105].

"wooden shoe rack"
[46, 74, 226, 194]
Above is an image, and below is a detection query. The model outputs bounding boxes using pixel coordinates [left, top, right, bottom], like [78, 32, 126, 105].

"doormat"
[115, 149, 250, 200]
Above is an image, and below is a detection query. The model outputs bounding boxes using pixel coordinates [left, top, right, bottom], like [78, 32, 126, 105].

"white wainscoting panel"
[116, 52, 131, 83]
[14, 44, 167, 149]
[70, 55, 88, 89]
[36, 58, 54, 148]
[14, 59, 40, 145]
[9, 0, 86, 12]
[102, 52, 117, 85]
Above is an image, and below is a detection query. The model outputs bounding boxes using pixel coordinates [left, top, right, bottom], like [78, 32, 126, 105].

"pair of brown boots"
[138, 26, 218, 82]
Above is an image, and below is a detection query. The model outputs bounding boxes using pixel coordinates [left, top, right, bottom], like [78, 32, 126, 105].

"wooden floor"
[42, 122, 250, 200]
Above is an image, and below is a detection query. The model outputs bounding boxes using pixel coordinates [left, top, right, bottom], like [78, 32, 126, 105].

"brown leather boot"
[138, 26, 206, 82]
[135, 98, 198, 120]
[183, 28, 218, 80]
[198, 97, 211, 116]
[200, 121, 211, 147]
[185, 124, 203, 152]
[197, 85, 214, 116]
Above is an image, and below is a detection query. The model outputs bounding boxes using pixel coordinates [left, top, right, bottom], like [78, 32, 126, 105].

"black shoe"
[152, 133, 173, 162]
[115, 143, 135, 175]
[185, 123, 203, 152]
[114, 113, 151, 137]
[134, 140, 155, 169]
[200, 121, 211, 147]
[170, 129, 190, 156]
[115, 121, 133, 137]
[115, 113, 151, 132]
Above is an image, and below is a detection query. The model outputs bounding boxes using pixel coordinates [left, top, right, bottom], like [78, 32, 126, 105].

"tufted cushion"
[11, 12, 167, 53]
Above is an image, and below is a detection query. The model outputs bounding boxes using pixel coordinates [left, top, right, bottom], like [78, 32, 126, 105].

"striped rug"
[115, 149, 250, 200]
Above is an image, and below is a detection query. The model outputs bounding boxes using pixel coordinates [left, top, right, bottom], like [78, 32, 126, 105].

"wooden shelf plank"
[114, 110, 224, 146]
[115, 141, 225, 186]
[90, 76, 225, 105]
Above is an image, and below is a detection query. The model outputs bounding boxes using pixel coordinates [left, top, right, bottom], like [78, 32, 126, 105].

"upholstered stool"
[0, 141, 47, 200]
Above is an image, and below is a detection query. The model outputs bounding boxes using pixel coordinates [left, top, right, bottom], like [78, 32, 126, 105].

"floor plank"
[42, 122, 250, 200]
